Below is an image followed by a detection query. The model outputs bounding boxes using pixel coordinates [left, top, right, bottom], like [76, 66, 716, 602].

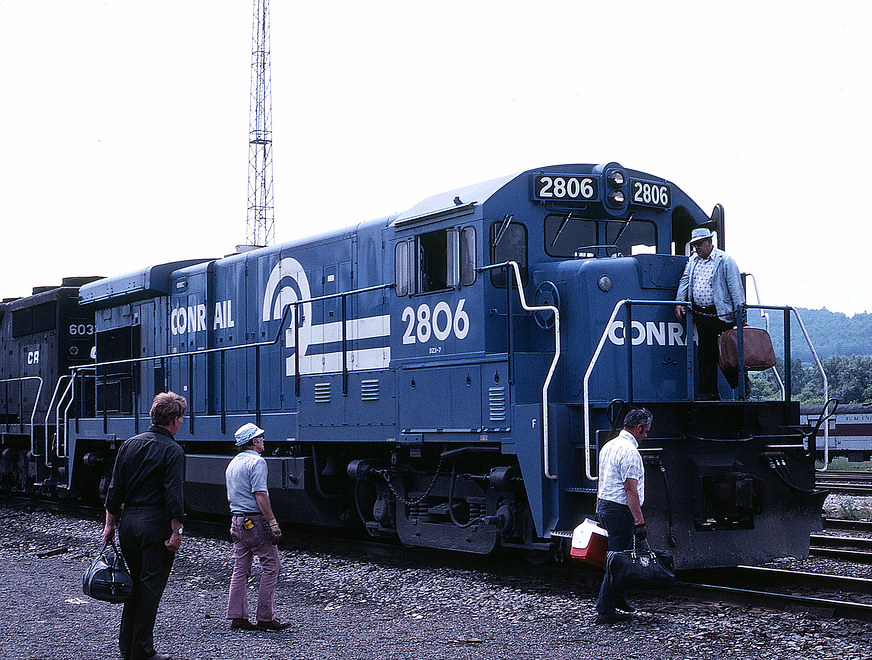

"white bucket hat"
[234, 422, 265, 446]
[689, 227, 714, 244]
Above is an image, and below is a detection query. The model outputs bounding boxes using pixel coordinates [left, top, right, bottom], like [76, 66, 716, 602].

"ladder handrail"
[0, 376, 43, 457]
[582, 300, 687, 481]
[42, 375, 72, 467]
[478, 261, 561, 481]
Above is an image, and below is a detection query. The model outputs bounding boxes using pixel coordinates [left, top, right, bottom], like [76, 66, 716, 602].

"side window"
[490, 222, 528, 288]
[418, 229, 451, 293]
[398, 227, 471, 296]
[395, 240, 410, 296]
[460, 227, 476, 286]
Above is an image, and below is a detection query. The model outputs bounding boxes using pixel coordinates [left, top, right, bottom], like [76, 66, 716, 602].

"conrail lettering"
[607, 320, 686, 346]
[170, 300, 235, 336]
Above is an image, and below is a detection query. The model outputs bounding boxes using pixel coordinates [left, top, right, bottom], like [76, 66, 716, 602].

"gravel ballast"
[2, 502, 870, 660]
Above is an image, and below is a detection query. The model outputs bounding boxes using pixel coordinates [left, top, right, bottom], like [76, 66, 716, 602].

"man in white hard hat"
[225, 422, 291, 631]
[675, 227, 745, 399]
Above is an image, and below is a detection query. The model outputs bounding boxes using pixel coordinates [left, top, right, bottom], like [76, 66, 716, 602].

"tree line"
[751, 355, 872, 405]
[743, 307, 871, 405]
[760, 307, 872, 362]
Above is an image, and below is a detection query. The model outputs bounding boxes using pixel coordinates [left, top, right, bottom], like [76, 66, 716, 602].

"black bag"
[605, 539, 675, 591]
[83, 540, 134, 603]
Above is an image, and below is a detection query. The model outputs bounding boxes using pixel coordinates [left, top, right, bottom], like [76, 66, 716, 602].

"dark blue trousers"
[595, 499, 634, 614]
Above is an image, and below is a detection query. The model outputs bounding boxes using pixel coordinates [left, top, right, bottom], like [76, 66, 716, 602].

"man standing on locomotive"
[594, 408, 652, 623]
[102, 391, 187, 660]
[674, 227, 745, 400]
[225, 422, 291, 631]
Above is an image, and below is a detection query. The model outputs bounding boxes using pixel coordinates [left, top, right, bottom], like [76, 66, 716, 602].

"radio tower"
[246, 0, 274, 247]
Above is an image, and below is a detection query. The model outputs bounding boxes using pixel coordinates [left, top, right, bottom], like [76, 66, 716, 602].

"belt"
[232, 512, 262, 517]
[598, 500, 630, 509]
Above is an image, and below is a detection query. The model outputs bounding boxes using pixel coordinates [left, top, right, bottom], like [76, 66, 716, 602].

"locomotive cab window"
[395, 227, 475, 296]
[606, 219, 657, 256]
[544, 214, 656, 258]
[544, 214, 596, 258]
[419, 229, 450, 292]
[490, 221, 528, 287]
[395, 240, 412, 296]
[460, 226, 476, 286]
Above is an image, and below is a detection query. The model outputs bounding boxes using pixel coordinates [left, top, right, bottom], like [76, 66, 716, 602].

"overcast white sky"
[1, 1, 870, 315]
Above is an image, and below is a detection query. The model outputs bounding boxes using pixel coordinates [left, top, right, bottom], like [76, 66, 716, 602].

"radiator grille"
[314, 382, 331, 404]
[361, 379, 380, 402]
[489, 387, 507, 422]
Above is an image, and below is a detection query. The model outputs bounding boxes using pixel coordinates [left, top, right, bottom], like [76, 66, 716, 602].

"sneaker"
[595, 610, 632, 624]
[257, 619, 293, 631]
[230, 618, 256, 630]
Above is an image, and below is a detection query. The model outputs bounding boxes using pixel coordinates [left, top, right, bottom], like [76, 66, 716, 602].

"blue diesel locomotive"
[1, 163, 825, 569]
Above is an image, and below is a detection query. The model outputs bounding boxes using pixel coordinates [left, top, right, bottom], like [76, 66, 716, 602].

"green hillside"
[756, 307, 872, 362]
[747, 307, 872, 405]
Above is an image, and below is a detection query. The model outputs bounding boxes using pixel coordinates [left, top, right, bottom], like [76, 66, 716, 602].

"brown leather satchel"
[717, 326, 776, 373]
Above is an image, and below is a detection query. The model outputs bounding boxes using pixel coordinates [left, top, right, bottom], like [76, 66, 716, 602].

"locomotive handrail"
[582, 300, 687, 482]
[743, 274, 786, 399]
[61, 366, 96, 461]
[582, 301, 829, 481]
[42, 375, 72, 468]
[745, 304, 830, 467]
[0, 376, 43, 459]
[64, 282, 394, 434]
[479, 261, 560, 481]
[67, 282, 393, 373]
[56, 375, 78, 461]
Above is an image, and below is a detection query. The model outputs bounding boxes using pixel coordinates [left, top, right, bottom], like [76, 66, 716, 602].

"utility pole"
[246, 0, 274, 247]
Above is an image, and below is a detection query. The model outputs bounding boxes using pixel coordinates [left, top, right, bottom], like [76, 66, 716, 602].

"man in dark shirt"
[103, 392, 187, 660]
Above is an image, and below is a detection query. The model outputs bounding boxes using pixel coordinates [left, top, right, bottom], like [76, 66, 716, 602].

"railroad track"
[676, 566, 872, 622]
[816, 470, 872, 496]
[810, 533, 872, 563]
[823, 518, 872, 534]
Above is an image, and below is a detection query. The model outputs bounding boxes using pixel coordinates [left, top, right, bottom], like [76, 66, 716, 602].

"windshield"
[544, 214, 657, 257]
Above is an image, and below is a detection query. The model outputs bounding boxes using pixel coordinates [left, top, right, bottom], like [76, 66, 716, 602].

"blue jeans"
[595, 500, 634, 614]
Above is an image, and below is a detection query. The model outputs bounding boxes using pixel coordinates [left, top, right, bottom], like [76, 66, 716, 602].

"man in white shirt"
[594, 408, 652, 623]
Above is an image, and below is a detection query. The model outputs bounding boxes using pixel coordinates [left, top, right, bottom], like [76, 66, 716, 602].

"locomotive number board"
[630, 179, 671, 208]
[532, 175, 599, 202]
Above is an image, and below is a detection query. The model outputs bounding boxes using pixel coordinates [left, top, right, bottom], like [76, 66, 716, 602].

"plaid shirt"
[596, 429, 644, 506]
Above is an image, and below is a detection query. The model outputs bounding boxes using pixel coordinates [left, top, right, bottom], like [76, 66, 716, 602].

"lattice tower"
[246, 0, 274, 247]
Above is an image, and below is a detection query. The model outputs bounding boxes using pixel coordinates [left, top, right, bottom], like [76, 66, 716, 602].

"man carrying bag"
[594, 408, 652, 623]
[102, 392, 187, 660]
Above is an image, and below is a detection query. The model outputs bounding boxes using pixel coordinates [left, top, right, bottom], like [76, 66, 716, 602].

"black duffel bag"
[83, 540, 134, 603]
[605, 538, 675, 592]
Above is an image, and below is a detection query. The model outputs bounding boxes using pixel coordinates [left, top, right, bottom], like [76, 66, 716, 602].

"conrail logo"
[606, 320, 689, 347]
[263, 257, 390, 376]
[170, 299, 236, 335]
